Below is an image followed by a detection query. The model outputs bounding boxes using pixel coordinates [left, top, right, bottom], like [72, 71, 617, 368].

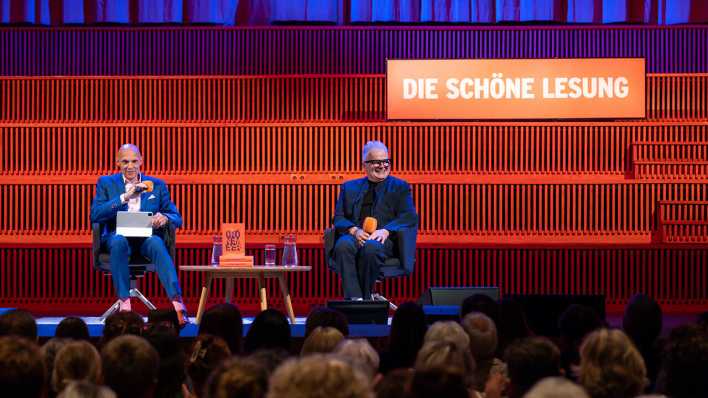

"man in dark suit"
[90, 144, 188, 322]
[332, 141, 418, 299]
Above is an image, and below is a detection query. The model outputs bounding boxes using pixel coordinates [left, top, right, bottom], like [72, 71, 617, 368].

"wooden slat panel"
[0, 74, 705, 121]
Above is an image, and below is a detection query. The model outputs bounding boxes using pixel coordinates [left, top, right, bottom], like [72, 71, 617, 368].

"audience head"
[267, 354, 373, 398]
[461, 312, 499, 360]
[247, 349, 289, 376]
[40, 337, 70, 391]
[622, 294, 662, 348]
[579, 328, 647, 398]
[410, 369, 469, 398]
[657, 324, 708, 398]
[559, 304, 604, 348]
[0, 336, 45, 398]
[387, 302, 426, 361]
[101, 334, 159, 398]
[55, 316, 90, 341]
[244, 309, 291, 354]
[504, 337, 562, 398]
[58, 381, 116, 398]
[334, 339, 380, 380]
[460, 294, 500, 325]
[415, 340, 475, 388]
[523, 377, 589, 398]
[497, 298, 533, 354]
[52, 340, 102, 393]
[199, 303, 244, 354]
[424, 320, 470, 351]
[375, 368, 414, 398]
[143, 322, 185, 398]
[204, 357, 269, 398]
[305, 307, 349, 337]
[186, 334, 232, 398]
[0, 309, 37, 340]
[101, 311, 143, 345]
[301, 326, 345, 356]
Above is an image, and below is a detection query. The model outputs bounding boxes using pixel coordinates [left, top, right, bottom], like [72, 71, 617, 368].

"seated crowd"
[0, 294, 707, 398]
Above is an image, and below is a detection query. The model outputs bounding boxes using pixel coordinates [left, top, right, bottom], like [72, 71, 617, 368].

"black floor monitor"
[326, 300, 389, 324]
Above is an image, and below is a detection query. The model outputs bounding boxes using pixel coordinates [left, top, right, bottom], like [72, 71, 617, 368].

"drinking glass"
[264, 244, 277, 266]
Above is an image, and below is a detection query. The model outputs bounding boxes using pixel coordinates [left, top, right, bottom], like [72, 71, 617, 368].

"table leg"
[196, 273, 213, 325]
[225, 277, 234, 304]
[277, 275, 295, 324]
[257, 274, 268, 311]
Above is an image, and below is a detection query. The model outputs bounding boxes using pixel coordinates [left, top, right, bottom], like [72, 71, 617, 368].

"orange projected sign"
[387, 58, 645, 120]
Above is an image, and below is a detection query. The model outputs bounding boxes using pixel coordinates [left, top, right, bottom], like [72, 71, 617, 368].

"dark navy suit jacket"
[90, 173, 182, 238]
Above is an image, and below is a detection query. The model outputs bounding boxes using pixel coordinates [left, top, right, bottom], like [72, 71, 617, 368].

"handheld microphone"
[134, 180, 154, 193]
[362, 217, 378, 234]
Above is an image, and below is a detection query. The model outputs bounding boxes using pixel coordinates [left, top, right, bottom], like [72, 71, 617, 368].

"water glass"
[264, 244, 276, 266]
[281, 235, 298, 267]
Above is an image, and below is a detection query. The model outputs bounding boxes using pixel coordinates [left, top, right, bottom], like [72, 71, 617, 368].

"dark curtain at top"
[0, 0, 706, 25]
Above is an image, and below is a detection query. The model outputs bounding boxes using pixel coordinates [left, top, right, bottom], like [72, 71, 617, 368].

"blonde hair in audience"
[579, 328, 647, 398]
[424, 321, 470, 352]
[461, 312, 498, 360]
[300, 326, 344, 356]
[415, 340, 476, 388]
[523, 377, 589, 398]
[334, 339, 380, 380]
[267, 354, 373, 398]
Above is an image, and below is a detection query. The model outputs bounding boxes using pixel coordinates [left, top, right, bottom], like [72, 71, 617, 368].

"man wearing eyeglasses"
[331, 140, 419, 300]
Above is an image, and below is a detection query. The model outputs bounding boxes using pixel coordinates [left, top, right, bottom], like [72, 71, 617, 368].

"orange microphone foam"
[362, 217, 378, 234]
[143, 180, 154, 192]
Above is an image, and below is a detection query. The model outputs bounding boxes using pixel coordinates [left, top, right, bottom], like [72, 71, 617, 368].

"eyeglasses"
[364, 159, 391, 167]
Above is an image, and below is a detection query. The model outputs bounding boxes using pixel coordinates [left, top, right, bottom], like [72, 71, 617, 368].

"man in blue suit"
[332, 141, 419, 300]
[90, 144, 188, 322]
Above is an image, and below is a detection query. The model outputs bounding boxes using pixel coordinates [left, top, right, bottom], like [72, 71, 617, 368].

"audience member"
[143, 322, 185, 398]
[0, 336, 45, 398]
[379, 302, 426, 373]
[58, 381, 116, 398]
[101, 334, 159, 398]
[558, 304, 604, 380]
[461, 294, 500, 325]
[185, 334, 232, 398]
[267, 354, 373, 398]
[301, 326, 344, 356]
[462, 312, 506, 391]
[656, 324, 708, 398]
[578, 328, 647, 398]
[375, 368, 414, 398]
[415, 340, 476, 389]
[334, 339, 380, 381]
[101, 311, 143, 346]
[523, 377, 589, 398]
[247, 349, 289, 375]
[622, 294, 663, 389]
[244, 309, 291, 354]
[40, 337, 70, 397]
[410, 369, 469, 398]
[497, 298, 533, 356]
[55, 317, 90, 341]
[199, 303, 243, 354]
[52, 340, 102, 394]
[0, 309, 37, 340]
[504, 337, 562, 398]
[203, 357, 269, 398]
[305, 307, 349, 337]
[423, 320, 470, 351]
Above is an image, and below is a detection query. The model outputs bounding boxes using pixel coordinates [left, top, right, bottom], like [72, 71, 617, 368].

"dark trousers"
[334, 234, 394, 299]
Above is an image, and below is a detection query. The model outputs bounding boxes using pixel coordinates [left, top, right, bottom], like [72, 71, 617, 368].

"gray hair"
[424, 321, 470, 352]
[115, 143, 142, 160]
[334, 339, 380, 380]
[523, 377, 589, 398]
[361, 140, 388, 162]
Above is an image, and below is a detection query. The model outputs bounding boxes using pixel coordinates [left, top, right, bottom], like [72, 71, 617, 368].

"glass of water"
[264, 244, 276, 266]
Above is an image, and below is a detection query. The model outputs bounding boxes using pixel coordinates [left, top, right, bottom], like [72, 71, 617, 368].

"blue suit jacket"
[90, 173, 182, 238]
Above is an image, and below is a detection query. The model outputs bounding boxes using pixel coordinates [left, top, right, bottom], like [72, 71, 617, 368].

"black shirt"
[359, 180, 381, 226]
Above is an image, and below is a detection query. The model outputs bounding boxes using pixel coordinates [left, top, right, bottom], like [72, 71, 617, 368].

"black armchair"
[92, 222, 176, 320]
[324, 226, 417, 309]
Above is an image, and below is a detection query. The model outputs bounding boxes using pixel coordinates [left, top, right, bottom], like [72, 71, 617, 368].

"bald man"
[90, 144, 188, 324]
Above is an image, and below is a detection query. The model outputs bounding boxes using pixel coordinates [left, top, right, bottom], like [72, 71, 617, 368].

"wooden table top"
[180, 265, 312, 273]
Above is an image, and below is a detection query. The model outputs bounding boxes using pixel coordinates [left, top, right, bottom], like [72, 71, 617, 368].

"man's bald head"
[115, 144, 142, 161]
